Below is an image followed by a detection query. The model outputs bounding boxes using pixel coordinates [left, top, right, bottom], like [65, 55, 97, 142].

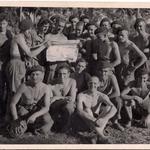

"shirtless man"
[116, 28, 147, 90]
[10, 65, 53, 136]
[121, 68, 150, 128]
[50, 64, 77, 132]
[96, 61, 124, 131]
[71, 58, 91, 93]
[5, 19, 49, 95]
[92, 27, 121, 73]
[81, 23, 97, 73]
[77, 76, 117, 143]
[131, 18, 150, 73]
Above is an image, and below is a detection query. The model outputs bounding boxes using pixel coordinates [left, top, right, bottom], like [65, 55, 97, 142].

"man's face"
[97, 33, 107, 42]
[138, 74, 149, 84]
[57, 21, 65, 33]
[88, 77, 100, 92]
[58, 68, 70, 82]
[101, 21, 111, 30]
[136, 21, 146, 33]
[99, 68, 110, 79]
[30, 71, 44, 84]
[76, 25, 83, 37]
[88, 25, 97, 37]
[71, 18, 79, 27]
[83, 18, 89, 24]
[76, 61, 86, 73]
[0, 20, 8, 32]
[118, 30, 128, 43]
[42, 23, 50, 33]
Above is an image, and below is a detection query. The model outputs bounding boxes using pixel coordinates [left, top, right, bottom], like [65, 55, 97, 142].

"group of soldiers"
[0, 11, 150, 144]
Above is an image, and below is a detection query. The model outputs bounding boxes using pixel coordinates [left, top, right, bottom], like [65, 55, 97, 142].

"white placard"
[46, 40, 79, 62]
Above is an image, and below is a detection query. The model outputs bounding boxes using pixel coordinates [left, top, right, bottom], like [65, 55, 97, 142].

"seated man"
[96, 61, 124, 131]
[77, 76, 117, 143]
[121, 68, 150, 128]
[50, 64, 77, 132]
[10, 65, 53, 136]
[71, 58, 91, 93]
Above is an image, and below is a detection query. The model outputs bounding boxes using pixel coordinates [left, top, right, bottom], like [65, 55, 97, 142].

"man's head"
[134, 18, 146, 33]
[27, 65, 45, 84]
[69, 15, 79, 27]
[19, 19, 33, 36]
[38, 18, 51, 34]
[100, 18, 111, 30]
[76, 21, 84, 37]
[76, 58, 87, 73]
[98, 61, 112, 80]
[118, 28, 129, 43]
[87, 23, 97, 37]
[95, 27, 109, 42]
[0, 13, 9, 32]
[88, 76, 100, 92]
[57, 64, 71, 83]
[137, 68, 149, 84]
[111, 20, 122, 34]
[80, 15, 89, 25]
[55, 18, 66, 34]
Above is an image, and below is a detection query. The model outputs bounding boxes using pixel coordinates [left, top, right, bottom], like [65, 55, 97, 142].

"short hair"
[37, 18, 51, 28]
[57, 63, 71, 73]
[69, 15, 79, 23]
[19, 19, 33, 32]
[100, 18, 111, 27]
[77, 58, 88, 66]
[76, 21, 84, 28]
[94, 27, 109, 35]
[134, 18, 146, 30]
[117, 27, 129, 35]
[0, 13, 9, 22]
[80, 15, 89, 21]
[88, 76, 100, 83]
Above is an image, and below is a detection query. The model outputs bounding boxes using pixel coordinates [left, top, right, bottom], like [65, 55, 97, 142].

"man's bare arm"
[29, 86, 50, 119]
[16, 34, 47, 58]
[130, 42, 147, 70]
[121, 86, 135, 100]
[111, 42, 121, 67]
[76, 93, 96, 123]
[10, 84, 25, 120]
[108, 74, 120, 99]
[97, 93, 117, 120]
[70, 79, 77, 102]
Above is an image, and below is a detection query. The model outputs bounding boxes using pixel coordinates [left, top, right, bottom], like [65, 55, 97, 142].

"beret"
[27, 65, 45, 75]
[94, 27, 108, 35]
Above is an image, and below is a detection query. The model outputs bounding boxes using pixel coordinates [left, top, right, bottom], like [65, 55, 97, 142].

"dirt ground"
[0, 120, 150, 144]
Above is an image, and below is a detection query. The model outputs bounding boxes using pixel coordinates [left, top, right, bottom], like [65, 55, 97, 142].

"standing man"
[116, 28, 147, 90]
[92, 27, 121, 74]
[77, 76, 117, 143]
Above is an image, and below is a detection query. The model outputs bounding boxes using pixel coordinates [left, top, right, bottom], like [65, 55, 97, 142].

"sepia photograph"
[0, 2, 150, 147]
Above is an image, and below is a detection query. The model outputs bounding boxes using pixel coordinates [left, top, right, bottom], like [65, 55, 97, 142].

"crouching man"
[50, 64, 77, 132]
[121, 68, 150, 128]
[10, 65, 53, 136]
[77, 76, 117, 144]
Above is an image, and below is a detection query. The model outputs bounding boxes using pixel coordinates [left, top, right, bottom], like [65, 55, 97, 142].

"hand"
[27, 115, 37, 124]
[65, 96, 72, 102]
[44, 40, 51, 48]
[95, 118, 107, 127]
[133, 96, 143, 104]
[80, 48, 86, 54]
